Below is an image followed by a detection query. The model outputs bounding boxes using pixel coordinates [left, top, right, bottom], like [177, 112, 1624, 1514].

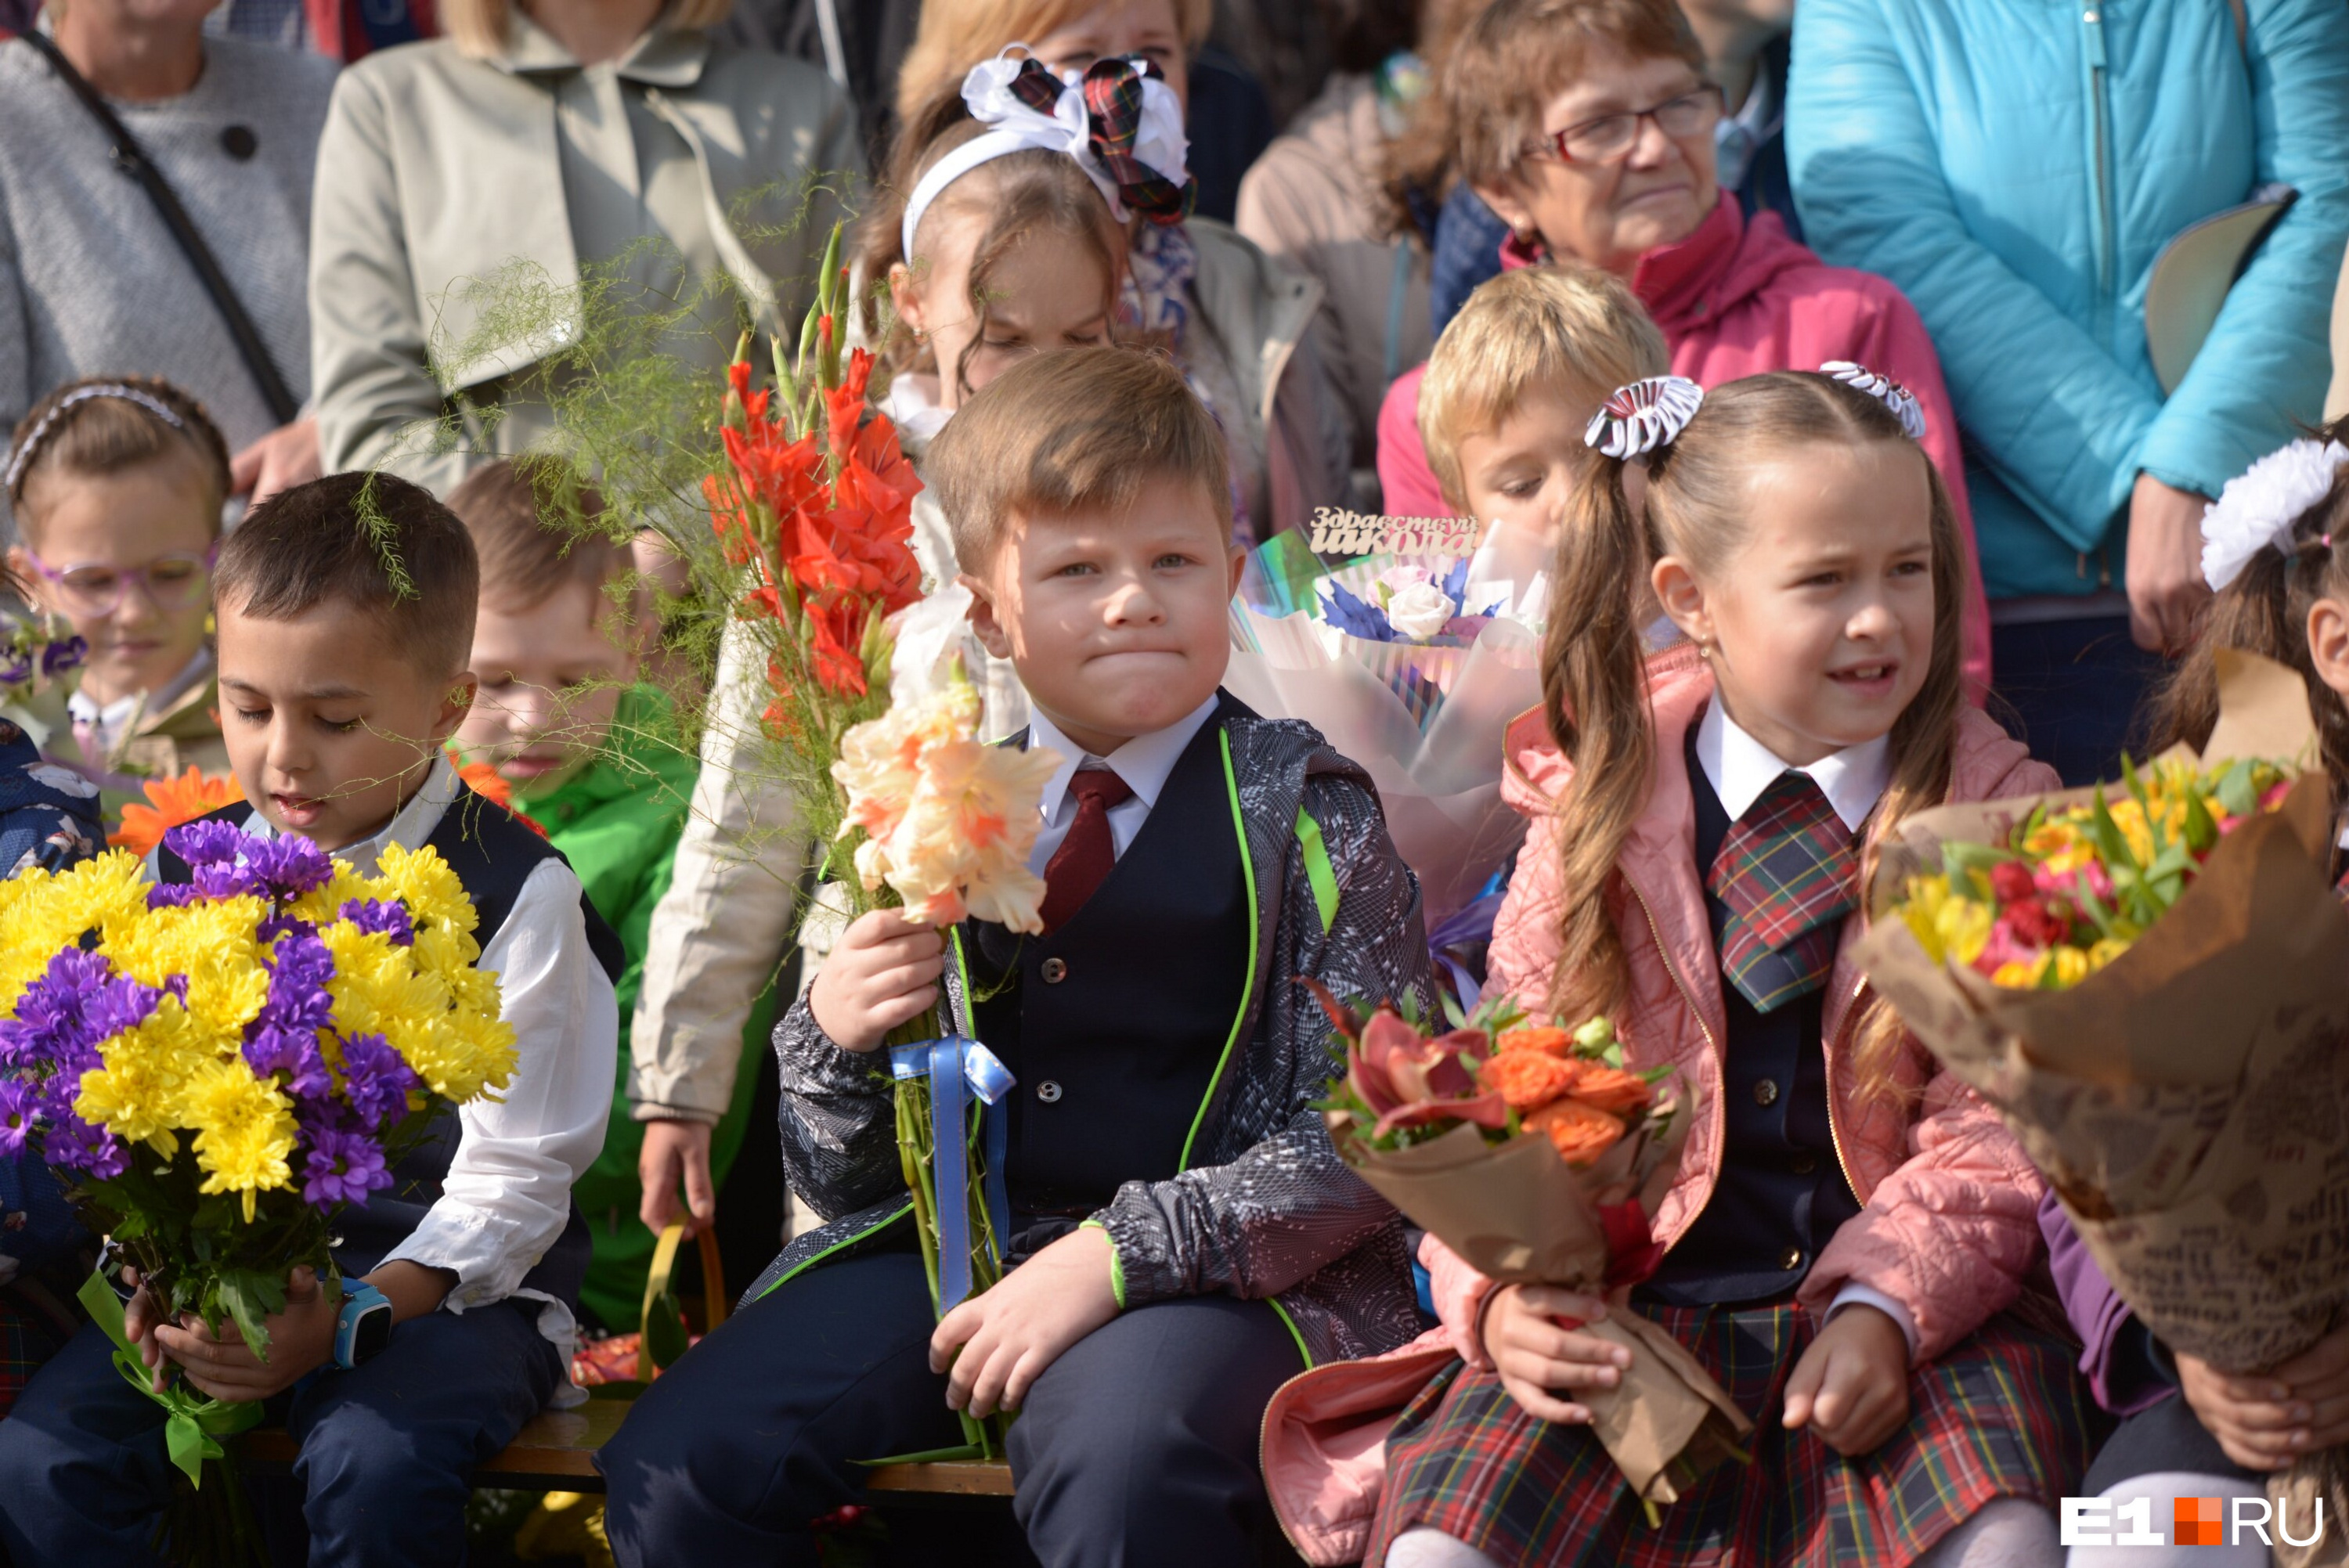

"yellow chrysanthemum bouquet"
[0, 819, 513, 1481]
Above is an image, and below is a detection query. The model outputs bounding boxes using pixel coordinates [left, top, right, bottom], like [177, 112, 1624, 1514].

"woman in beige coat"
[309, 0, 863, 496]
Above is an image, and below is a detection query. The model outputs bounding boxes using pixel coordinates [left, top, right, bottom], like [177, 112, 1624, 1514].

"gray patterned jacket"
[746, 706, 1436, 1366]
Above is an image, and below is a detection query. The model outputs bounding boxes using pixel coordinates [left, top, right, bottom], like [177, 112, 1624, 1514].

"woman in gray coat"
[308, 0, 864, 496]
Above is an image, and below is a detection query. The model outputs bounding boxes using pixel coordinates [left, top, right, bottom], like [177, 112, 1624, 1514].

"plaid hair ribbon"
[1707, 770, 1859, 1013]
[1082, 57, 1196, 225]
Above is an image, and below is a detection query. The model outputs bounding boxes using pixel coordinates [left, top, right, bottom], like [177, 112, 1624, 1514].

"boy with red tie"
[600, 347, 1437, 1566]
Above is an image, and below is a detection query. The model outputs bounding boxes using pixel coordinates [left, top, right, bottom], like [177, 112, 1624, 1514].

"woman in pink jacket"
[1375, 0, 1989, 692]
[1260, 369, 2095, 1567]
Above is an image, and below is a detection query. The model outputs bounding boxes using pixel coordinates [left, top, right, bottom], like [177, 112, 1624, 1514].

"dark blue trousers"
[0, 1297, 561, 1567]
[597, 1247, 1309, 1568]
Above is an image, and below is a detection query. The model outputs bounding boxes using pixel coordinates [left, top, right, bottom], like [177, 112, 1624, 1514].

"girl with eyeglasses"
[3, 374, 232, 791]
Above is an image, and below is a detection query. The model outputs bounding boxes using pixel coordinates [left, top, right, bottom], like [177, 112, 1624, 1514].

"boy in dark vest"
[0, 473, 622, 1567]
[600, 346, 1438, 1566]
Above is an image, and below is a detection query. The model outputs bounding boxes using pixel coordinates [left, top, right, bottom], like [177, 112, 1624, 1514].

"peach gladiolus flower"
[832, 669, 1059, 932]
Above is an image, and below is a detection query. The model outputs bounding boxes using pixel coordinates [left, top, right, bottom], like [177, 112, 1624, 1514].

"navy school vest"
[1640, 729, 1861, 1307]
[156, 789, 623, 1307]
[957, 697, 1251, 1258]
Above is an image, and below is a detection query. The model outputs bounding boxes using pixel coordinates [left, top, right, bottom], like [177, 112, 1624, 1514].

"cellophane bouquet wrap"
[0, 821, 514, 1492]
[698, 224, 1056, 1458]
[1317, 990, 1748, 1510]
[1853, 649, 2349, 1559]
[1225, 521, 1550, 936]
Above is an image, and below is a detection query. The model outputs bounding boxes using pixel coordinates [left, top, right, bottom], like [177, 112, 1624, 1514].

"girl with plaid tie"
[1261, 368, 2100, 1568]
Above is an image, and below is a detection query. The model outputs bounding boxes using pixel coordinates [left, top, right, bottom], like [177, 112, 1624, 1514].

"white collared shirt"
[1026, 694, 1222, 875]
[1693, 700, 1917, 1357]
[153, 759, 615, 1382]
[66, 647, 213, 758]
[1695, 699, 1890, 834]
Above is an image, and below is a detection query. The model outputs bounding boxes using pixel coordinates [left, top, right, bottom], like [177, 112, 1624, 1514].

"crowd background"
[3, 0, 2349, 1561]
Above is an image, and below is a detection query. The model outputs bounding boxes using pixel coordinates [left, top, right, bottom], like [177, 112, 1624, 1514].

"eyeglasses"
[25, 543, 218, 616]
[1528, 85, 1725, 166]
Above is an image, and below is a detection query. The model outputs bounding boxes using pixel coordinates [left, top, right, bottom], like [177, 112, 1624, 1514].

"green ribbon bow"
[77, 1270, 265, 1485]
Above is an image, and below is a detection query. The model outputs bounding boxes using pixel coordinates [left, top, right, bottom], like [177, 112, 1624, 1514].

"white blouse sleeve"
[381, 857, 617, 1308]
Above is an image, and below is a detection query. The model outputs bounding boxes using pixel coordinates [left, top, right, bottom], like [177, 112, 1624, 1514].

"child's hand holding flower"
[931, 1225, 1121, 1418]
[809, 911, 947, 1053]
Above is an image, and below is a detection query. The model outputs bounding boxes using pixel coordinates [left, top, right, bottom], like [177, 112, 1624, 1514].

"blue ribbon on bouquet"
[1427, 888, 1507, 1011]
[889, 1037, 1016, 1313]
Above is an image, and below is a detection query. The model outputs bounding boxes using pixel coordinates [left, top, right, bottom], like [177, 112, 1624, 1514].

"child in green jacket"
[449, 460, 767, 1331]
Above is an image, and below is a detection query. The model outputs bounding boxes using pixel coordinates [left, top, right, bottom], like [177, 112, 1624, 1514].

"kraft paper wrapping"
[1849, 651, 2349, 1549]
[1335, 1110, 1753, 1505]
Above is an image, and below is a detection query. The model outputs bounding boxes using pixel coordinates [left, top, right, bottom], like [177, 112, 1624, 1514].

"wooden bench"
[237, 1401, 1015, 1501]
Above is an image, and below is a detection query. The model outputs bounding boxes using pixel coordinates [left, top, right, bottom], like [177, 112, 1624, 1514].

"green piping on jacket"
[1176, 728, 1261, 1174]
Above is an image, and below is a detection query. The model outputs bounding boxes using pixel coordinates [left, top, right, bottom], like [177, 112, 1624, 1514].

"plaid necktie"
[1706, 770, 1859, 1014]
[1037, 767, 1135, 934]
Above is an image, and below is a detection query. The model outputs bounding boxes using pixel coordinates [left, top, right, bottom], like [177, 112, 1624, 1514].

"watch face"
[352, 1303, 393, 1364]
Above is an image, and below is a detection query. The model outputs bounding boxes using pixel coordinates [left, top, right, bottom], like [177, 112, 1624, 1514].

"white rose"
[1384, 579, 1457, 642]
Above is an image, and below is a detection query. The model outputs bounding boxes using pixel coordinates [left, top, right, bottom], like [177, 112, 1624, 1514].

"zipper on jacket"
[1624, 882, 1723, 1240]
[1822, 973, 1867, 1205]
[2082, 7, 2119, 328]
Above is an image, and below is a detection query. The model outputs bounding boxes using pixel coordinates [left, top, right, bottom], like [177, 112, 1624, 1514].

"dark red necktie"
[1038, 767, 1134, 934]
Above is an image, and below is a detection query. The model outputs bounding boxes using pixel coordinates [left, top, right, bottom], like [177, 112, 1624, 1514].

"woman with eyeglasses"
[1371, 0, 1990, 693]
[3, 376, 232, 791]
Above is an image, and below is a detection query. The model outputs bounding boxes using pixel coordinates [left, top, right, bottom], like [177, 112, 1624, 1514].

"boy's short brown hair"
[1449, 0, 1704, 192]
[1421, 265, 1670, 510]
[446, 458, 630, 615]
[215, 471, 479, 677]
[928, 346, 1230, 572]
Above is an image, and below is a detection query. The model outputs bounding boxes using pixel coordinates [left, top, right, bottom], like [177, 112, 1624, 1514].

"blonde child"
[1420, 265, 1667, 540]
[2041, 427, 2349, 1568]
[602, 346, 1434, 1566]
[3, 376, 231, 785]
[1268, 369, 2098, 1567]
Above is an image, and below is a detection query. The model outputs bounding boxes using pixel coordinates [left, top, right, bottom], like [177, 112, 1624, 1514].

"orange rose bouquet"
[1320, 992, 1748, 1511]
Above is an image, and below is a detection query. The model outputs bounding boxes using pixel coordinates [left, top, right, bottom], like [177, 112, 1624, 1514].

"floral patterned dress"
[1, 712, 106, 1414]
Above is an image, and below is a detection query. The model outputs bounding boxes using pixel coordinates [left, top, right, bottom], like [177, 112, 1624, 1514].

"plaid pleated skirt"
[1367, 1300, 2098, 1568]
[0, 1289, 74, 1419]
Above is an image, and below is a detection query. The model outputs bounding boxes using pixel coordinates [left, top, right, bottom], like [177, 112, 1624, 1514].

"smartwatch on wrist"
[334, 1284, 393, 1370]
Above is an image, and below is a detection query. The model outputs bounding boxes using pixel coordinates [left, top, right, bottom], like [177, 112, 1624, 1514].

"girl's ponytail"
[1537, 433, 1669, 1023]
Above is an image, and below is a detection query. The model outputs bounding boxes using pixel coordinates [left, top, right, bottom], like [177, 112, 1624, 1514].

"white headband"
[2200, 438, 2349, 592]
[899, 49, 1189, 261]
[5, 384, 188, 494]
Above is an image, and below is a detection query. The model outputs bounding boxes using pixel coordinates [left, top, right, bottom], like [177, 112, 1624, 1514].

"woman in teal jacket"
[1787, 0, 2349, 784]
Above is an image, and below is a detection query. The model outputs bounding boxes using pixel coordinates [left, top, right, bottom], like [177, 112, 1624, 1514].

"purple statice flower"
[40, 636, 88, 677]
[339, 899, 415, 947]
[246, 836, 331, 898]
[146, 884, 206, 910]
[244, 928, 337, 1101]
[162, 820, 333, 901]
[43, 1111, 127, 1181]
[0, 1078, 38, 1160]
[0, 950, 118, 1072]
[257, 914, 311, 945]
[299, 1123, 392, 1209]
[337, 1033, 419, 1131]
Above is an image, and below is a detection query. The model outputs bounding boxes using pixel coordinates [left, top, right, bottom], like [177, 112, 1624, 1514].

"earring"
[1697, 640, 1712, 661]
